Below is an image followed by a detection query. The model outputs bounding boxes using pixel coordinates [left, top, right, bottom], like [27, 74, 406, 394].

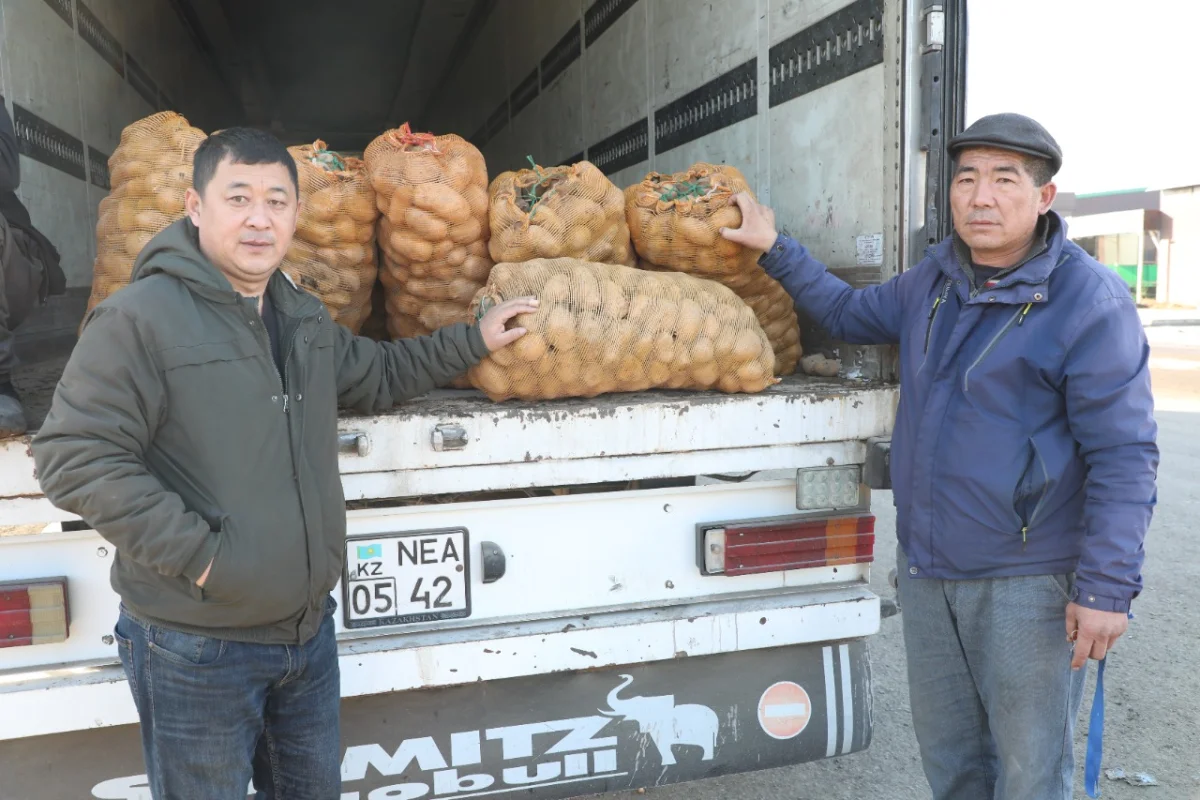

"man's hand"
[196, 558, 213, 588]
[1066, 602, 1129, 669]
[478, 297, 539, 352]
[718, 192, 780, 253]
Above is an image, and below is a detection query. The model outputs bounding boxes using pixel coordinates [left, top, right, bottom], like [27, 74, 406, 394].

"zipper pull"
[282, 393, 290, 413]
[1017, 302, 1033, 326]
[928, 279, 952, 319]
[1021, 526, 1028, 549]
[928, 295, 942, 319]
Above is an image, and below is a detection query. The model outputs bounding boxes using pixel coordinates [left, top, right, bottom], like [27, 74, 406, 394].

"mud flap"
[0, 639, 871, 799]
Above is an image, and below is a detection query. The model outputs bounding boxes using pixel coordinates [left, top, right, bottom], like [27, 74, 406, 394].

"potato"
[543, 307, 577, 351]
[616, 357, 646, 387]
[404, 207, 450, 241]
[471, 359, 511, 397]
[691, 337, 715, 364]
[567, 225, 594, 253]
[717, 374, 742, 393]
[692, 361, 721, 387]
[510, 371, 543, 400]
[412, 183, 472, 223]
[512, 332, 548, 363]
[464, 184, 489, 218]
[449, 217, 483, 246]
[677, 216, 718, 247]
[525, 225, 565, 259]
[390, 231, 435, 263]
[675, 299, 705, 340]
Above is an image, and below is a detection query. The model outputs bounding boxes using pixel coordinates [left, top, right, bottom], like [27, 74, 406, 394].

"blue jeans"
[896, 547, 1088, 800]
[114, 599, 341, 800]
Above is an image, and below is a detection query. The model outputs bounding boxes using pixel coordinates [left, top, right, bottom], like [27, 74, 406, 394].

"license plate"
[343, 528, 471, 629]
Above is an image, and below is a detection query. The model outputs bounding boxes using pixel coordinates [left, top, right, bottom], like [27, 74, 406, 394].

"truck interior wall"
[426, 0, 901, 376]
[0, 0, 237, 356]
[3, 0, 902, 383]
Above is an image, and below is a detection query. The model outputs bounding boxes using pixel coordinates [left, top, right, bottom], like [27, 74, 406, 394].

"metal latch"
[923, 6, 945, 53]
[431, 423, 469, 452]
[337, 432, 371, 457]
[864, 437, 891, 490]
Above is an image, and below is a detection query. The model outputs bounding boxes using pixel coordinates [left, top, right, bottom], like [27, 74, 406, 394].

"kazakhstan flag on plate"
[357, 543, 382, 560]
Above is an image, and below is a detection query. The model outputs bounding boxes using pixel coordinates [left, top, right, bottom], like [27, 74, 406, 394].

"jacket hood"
[130, 217, 320, 316]
[131, 218, 240, 303]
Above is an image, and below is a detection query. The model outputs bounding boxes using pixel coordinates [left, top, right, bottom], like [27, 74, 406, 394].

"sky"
[966, 0, 1198, 194]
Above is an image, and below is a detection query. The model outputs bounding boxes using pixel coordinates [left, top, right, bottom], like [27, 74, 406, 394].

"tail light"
[700, 515, 875, 576]
[0, 578, 70, 648]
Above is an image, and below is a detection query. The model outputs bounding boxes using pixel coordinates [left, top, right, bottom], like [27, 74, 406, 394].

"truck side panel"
[425, 0, 903, 378]
[0, 0, 235, 344]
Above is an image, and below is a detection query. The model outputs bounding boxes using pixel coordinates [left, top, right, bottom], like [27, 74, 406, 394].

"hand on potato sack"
[476, 296, 540, 352]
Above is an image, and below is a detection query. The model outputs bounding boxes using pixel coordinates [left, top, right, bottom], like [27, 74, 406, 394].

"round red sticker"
[757, 681, 812, 740]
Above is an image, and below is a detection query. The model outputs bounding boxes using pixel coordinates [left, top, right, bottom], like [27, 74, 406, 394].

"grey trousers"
[896, 546, 1089, 800]
[0, 211, 41, 379]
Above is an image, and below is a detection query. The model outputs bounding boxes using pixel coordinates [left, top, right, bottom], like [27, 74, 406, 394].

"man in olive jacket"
[32, 128, 535, 800]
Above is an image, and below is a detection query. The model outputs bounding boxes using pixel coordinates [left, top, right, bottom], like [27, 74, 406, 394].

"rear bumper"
[0, 632, 874, 800]
[0, 583, 878, 741]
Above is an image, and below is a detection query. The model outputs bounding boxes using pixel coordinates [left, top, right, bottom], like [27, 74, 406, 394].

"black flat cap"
[948, 113, 1062, 177]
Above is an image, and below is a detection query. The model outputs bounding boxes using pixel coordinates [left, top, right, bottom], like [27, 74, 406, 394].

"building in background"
[1057, 187, 1200, 308]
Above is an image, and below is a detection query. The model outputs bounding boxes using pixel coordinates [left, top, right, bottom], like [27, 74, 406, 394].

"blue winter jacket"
[760, 212, 1158, 612]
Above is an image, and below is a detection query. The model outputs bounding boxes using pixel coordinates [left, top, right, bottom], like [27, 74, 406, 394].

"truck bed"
[5, 354, 897, 527]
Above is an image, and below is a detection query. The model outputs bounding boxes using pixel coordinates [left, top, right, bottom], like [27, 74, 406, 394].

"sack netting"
[467, 258, 777, 402]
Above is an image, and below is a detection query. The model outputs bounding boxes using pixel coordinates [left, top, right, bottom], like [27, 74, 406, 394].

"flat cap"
[948, 113, 1062, 177]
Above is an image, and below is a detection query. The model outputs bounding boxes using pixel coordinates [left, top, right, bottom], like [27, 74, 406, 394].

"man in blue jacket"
[722, 113, 1158, 800]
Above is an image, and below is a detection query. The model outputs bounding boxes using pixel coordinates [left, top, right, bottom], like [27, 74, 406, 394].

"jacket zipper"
[278, 326, 299, 413]
[924, 278, 953, 353]
[250, 305, 300, 413]
[1019, 437, 1050, 546]
[962, 302, 1033, 392]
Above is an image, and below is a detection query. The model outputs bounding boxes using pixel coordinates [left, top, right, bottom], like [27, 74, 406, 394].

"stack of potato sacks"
[364, 124, 492, 339]
[88, 112, 206, 314]
[88, 116, 379, 333]
[282, 141, 377, 332]
[625, 164, 803, 376]
[463, 158, 777, 401]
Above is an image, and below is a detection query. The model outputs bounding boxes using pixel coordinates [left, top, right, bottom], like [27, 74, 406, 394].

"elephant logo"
[599, 674, 720, 766]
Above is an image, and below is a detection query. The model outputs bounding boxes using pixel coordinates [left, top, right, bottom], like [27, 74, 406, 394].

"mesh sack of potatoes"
[282, 140, 378, 333]
[488, 159, 635, 267]
[88, 112, 206, 314]
[467, 258, 777, 402]
[364, 123, 492, 340]
[625, 163, 801, 375]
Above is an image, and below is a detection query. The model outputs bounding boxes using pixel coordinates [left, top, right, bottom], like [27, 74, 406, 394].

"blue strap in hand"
[1084, 656, 1106, 798]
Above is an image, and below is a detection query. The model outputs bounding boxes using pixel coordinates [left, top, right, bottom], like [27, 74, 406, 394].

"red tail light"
[0, 578, 70, 648]
[700, 515, 875, 576]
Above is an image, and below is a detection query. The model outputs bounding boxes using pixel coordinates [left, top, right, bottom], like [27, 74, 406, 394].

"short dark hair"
[951, 152, 1055, 188]
[193, 127, 299, 197]
[1021, 155, 1054, 188]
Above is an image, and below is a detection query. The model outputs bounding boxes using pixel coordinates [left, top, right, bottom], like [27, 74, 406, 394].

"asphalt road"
[627, 325, 1200, 800]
